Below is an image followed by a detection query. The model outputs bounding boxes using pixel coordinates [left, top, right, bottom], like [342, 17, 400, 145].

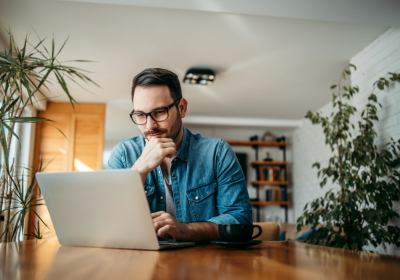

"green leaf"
[312, 162, 321, 169]
[5, 117, 53, 123]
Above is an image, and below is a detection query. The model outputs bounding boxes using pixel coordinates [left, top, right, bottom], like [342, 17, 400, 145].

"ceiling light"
[183, 68, 215, 85]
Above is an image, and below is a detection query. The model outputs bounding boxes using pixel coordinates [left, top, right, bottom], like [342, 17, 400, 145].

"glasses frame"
[129, 98, 181, 125]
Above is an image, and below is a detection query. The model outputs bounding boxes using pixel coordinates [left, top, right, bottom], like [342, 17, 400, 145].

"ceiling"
[0, 0, 394, 141]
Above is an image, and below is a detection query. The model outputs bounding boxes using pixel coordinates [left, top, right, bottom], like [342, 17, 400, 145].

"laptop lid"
[36, 169, 160, 250]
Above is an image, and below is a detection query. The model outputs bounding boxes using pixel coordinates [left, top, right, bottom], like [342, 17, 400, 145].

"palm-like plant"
[0, 29, 98, 242]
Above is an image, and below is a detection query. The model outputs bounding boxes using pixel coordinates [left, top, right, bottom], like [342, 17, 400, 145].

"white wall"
[291, 27, 400, 254]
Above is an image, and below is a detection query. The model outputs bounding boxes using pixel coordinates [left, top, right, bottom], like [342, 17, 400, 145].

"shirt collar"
[175, 126, 189, 162]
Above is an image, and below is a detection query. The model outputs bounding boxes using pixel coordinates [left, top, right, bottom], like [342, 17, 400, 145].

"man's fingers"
[158, 224, 172, 236]
[151, 211, 165, 219]
[159, 142, 176, 148]
[154, 221, 170, 231]
[152, 212, 173, 223]
[157, 225, 173, 239]
[163, 147, 177, 156]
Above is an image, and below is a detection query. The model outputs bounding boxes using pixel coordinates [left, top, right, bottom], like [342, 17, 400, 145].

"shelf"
[251, 201, 290, 206]
[251, 161, 288, 166]
[252, 181, 289, 185]
[225, 140, 287, 147]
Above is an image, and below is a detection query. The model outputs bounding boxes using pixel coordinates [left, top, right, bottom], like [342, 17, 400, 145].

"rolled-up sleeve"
[207, 140, 252, 225]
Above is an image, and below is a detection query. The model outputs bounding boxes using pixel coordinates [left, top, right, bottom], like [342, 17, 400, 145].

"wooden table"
[1, 240, 399, 280]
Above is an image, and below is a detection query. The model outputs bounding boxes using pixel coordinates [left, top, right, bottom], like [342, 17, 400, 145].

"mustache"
[143, 128, 168, 138]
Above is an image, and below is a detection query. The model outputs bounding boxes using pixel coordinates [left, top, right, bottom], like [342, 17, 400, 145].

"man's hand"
[132, 138, 176, 183]
[152, 211, 220, 242]
[152, 211, 188, 241]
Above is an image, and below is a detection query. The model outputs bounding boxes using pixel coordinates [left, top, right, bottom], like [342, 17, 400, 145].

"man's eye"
[137, 113, 145, 118]
[155, 110, 165, 115]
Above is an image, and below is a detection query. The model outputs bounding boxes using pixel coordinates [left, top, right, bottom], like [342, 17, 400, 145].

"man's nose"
[145, 115, 158, 130]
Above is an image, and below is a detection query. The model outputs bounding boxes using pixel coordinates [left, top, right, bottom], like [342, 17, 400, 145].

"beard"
[142, 110, 182, 141]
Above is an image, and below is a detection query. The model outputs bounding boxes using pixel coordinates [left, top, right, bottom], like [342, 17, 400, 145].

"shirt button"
[172, 174, 176, 178]
[176, 201, 179, 204]
[145, 191, 147, 194]
[160, 196, 164, 200]
[159, 171, 161, 174]
[195, 196, 199, 200]
[173, 159, 177, 162]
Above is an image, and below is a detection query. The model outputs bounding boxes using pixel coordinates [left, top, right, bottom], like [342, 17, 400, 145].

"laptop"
[36, 169, 195, 250]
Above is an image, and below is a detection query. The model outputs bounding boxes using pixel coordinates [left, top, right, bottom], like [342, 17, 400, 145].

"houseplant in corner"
[0, 29, 98, 242]
[297, 65, 400, 251]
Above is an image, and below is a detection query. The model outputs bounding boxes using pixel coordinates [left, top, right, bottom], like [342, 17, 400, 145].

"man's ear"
[179, 98, 188, 118]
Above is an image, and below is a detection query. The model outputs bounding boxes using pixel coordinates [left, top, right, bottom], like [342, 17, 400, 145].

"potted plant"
[0, 29, 98, 242]
[297, 65, 400, 251]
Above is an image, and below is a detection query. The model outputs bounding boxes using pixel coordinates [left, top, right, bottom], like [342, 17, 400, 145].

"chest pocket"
[144, 183, 155, 197]
[186, 181, 218, 221]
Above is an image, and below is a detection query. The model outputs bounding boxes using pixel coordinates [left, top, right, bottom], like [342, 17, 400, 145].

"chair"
[253, 222, 280, 241]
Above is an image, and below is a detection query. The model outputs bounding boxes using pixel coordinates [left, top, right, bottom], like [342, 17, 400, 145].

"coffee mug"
[219, 224, 262, 242]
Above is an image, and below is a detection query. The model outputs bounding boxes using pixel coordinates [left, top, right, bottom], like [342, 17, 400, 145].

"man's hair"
[131, 68, 182, 103]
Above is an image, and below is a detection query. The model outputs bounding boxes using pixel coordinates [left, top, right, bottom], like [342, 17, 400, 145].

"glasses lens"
[132, 113, 147, 125]
[151, 109, 168, 122]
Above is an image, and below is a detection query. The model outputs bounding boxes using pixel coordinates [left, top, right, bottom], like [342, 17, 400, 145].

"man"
[107, 68, 252, 242]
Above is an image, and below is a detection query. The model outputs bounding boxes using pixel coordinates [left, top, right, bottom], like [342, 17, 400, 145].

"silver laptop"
[36, 169, 195, 250]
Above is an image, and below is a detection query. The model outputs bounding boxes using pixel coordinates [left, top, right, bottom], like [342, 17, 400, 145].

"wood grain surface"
[1, 240, 399, 280]
[30, 102, 105, 240]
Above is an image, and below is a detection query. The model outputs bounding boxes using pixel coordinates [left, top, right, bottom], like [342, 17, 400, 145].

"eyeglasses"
[130, 99, 181, 125]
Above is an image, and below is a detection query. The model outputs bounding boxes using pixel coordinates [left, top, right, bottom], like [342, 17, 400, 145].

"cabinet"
[226, 140, 289, 222]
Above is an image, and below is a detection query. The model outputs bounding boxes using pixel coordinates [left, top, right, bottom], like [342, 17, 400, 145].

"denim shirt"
[107, 127, 252, 225]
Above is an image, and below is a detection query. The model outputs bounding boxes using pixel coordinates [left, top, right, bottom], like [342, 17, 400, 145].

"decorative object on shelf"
[297, 65, 400, 251]
[0, 29, 98, 243]
[249, 135, 258, 142]
[276, 136, 286, 142]
[261, 131, 275, 142]
[263, 152, 273, 162]
[183, 68, 215, 85]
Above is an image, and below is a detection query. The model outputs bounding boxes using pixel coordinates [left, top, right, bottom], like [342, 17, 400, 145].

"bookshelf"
[226, 140, 289, 222]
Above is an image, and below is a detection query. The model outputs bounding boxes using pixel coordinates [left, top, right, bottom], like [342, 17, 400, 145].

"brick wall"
[292, 27, 400, 255]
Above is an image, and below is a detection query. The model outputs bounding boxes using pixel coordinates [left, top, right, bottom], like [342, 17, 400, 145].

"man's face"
[133, 85, 182, 141]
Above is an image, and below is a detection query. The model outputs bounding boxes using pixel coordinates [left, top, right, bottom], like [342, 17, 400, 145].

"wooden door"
[29, 102, 105, 240]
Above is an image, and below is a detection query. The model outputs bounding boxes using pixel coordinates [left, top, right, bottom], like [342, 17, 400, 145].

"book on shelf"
[279, 169, 285, 181]
[268, 168, 274, 181]
[265, 188, 287, 202]
[257, 167, 286, 182]
[258, 167, 264, 181]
